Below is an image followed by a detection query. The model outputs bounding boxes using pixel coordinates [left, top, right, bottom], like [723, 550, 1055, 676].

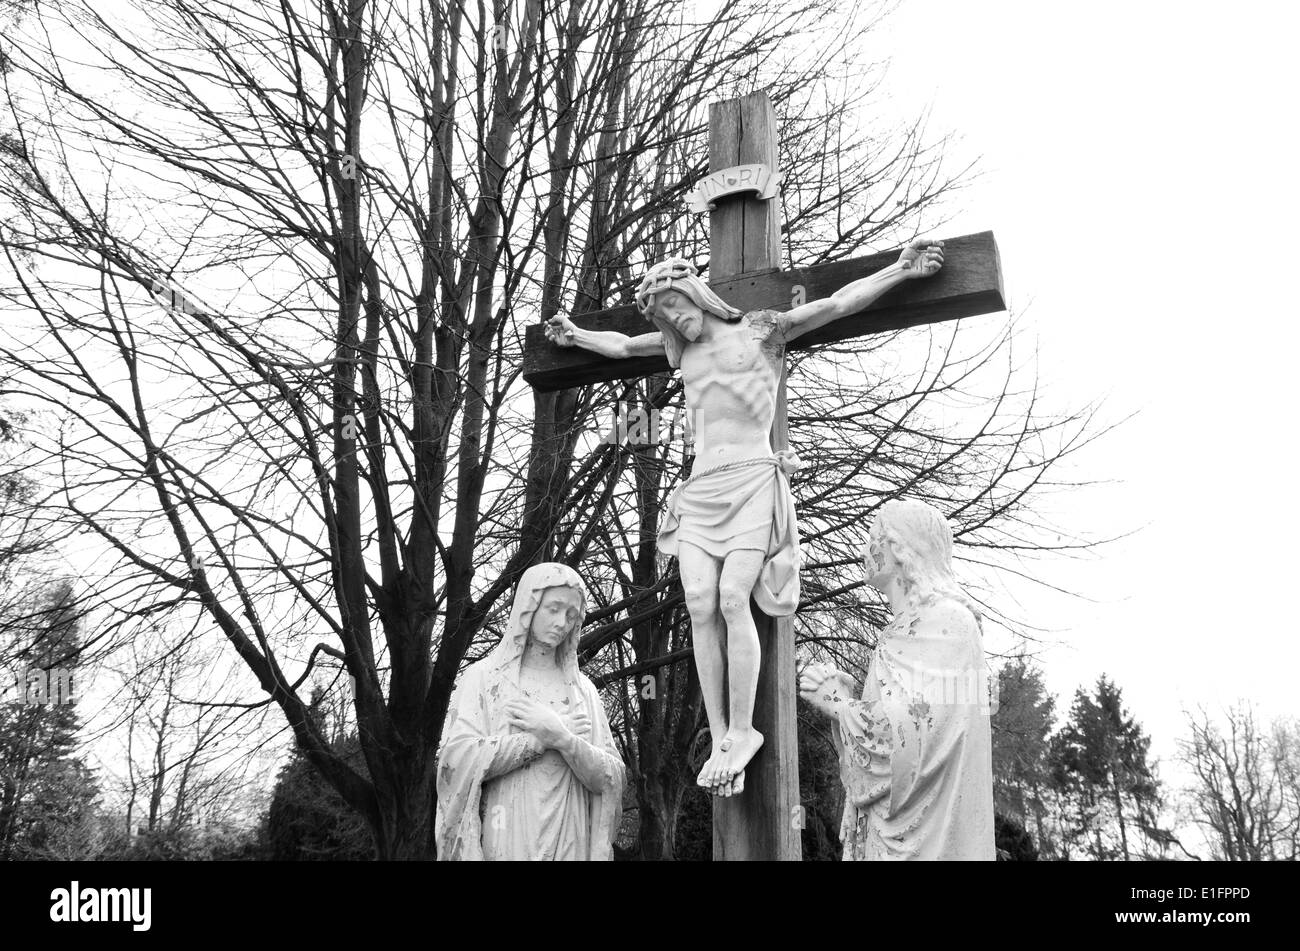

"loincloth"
[658, 454, 801, 617]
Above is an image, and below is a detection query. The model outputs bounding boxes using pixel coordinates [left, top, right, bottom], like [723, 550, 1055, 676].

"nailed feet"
[696, 728, 764, 797]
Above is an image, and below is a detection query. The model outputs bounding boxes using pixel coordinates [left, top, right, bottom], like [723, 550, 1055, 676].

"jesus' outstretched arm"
[781, 238, 945, 343]
[543, 316, 665, 359]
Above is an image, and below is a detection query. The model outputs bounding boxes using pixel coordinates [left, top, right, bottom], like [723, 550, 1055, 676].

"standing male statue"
[546, 238, 945, 796]
[799, 499, 995, 860]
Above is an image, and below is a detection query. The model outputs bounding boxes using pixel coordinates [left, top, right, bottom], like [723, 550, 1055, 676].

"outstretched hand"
[798, 663, 855, 717]
[544, 315, 578, 347]
[898, 238, 944, 279]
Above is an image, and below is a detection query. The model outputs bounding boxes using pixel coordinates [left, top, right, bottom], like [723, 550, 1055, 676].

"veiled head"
[493, 562, 588, 675]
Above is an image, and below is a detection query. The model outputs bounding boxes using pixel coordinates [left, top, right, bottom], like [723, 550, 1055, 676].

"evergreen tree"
[0, 582, 99, 859]
[1050, 675, 1165, 860]
[995, 812, 1038, 861]
[991, 655, 1057, 858]
[261, 687, 372, 860]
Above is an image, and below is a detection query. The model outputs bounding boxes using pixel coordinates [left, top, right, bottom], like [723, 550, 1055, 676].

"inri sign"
[685, 163, 782, 213]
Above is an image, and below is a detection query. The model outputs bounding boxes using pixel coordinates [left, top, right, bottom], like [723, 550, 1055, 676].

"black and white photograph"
[0, 0, 1290, 932]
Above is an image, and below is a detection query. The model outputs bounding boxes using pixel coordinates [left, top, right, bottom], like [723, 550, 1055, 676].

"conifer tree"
[1050, 675, 1165, 860]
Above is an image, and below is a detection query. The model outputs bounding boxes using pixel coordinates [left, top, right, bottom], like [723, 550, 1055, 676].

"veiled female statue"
[800, 499, 995, 860]
[435, 563, 625, 860]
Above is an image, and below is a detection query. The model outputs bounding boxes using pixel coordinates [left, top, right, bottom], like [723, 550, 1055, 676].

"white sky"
[879, 0, 1300, 805]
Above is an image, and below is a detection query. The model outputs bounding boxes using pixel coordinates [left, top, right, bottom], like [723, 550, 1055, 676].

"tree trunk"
[631, 659, 702, 860]
[1110, 756, 1130, 859]
[636, 773, 679, 861]
[0, 779, 18, 859]
[1029, 779, 1049, 858]
[370, 771, 437, 860]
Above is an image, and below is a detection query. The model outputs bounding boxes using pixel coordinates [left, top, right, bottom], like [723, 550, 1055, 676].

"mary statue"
[799, 499, 995, 860]
[435, 563, 625, 860]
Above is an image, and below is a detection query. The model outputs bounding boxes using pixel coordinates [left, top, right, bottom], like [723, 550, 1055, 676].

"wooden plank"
[522, 230, 1005, 391]
[708, 91, 782, 280]
[708, 96, 744, 279]
[706, 90, 800, 863]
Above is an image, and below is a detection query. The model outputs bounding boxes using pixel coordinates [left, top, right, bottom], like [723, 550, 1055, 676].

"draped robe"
[830, 594, 995, 860]
[435, 565, 625, 861]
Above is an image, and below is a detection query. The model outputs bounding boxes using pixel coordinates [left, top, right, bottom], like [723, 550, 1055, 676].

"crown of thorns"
[635, 258, 698, 317]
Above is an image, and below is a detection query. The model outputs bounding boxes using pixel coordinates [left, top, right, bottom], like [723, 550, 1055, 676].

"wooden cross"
[524, 90, 1005, 860]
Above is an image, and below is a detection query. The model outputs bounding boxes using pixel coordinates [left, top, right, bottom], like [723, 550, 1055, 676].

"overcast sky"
[875, 0, 1299, 801]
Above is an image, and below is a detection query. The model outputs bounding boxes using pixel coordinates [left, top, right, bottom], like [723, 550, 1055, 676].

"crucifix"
[523, 90, 1005, 860]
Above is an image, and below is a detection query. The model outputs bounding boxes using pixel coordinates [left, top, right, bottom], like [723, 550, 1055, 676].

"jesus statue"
[545, 238, 945, 796]
[798, 499, 995, 860]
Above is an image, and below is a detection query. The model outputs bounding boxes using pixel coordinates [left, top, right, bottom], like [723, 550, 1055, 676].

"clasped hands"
[505, 696, 591, 749]
[798, 663, 857, 717]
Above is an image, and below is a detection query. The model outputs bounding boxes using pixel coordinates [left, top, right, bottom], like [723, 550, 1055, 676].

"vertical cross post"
[707, 90, 801, 861]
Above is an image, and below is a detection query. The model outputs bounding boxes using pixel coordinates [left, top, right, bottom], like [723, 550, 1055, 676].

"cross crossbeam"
[523, 231, 1004, 392]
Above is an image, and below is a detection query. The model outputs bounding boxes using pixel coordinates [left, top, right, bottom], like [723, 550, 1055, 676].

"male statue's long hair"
[635, 258, 742, 367]
[870, 498, 983, 625]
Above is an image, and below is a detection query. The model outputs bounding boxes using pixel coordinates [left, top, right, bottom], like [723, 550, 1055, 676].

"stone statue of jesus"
[799, 499, 995, 860]
[545, 238, 945, 796]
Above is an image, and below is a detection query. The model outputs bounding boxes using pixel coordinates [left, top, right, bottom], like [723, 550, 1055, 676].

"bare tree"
[88, 628, 270, 846]
[1179, 703, 1300, 861]
[0, 0, 992, 858]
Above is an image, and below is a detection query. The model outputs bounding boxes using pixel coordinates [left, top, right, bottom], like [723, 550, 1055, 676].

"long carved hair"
[869, 499, 982, 625]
